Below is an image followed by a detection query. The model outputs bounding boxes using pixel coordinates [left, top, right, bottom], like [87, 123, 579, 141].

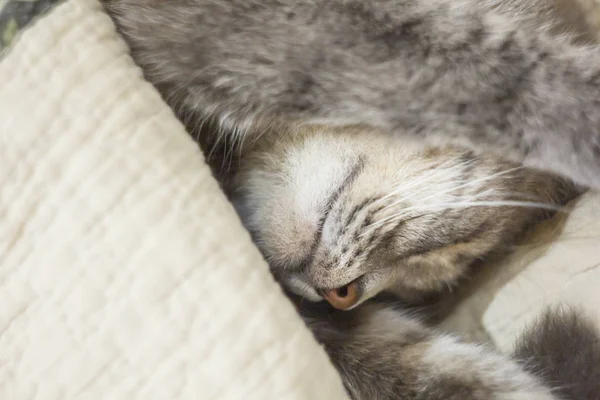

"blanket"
[1, 0, 599, 399]
[0, 0, 348, 398]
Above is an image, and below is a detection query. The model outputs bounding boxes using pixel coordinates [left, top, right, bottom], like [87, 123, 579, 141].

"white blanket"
[1, 0, 599, 399]
[0, 1, 347, 398]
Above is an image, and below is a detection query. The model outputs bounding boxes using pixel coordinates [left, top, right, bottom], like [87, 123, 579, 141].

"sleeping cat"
[102, 0, 600, 398]
[104, 0, 600, 189]
[222, 120, 598, 399]
[225, 122, 578, 308]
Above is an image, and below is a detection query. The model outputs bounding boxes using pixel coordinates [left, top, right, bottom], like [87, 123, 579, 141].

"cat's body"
[103, 1, 600, 398]
[224, 121, 592, 398]
[304, 301, 600, 399]
[107, 0, 600, 189]
[225, 120, 595, 399]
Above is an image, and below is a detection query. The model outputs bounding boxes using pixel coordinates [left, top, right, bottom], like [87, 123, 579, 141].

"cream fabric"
[442, 191, 600, 349]
[0, 0, 348, 399]
[484, 192, 600, 350]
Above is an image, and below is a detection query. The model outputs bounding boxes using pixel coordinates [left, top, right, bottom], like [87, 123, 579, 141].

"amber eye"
[322, 281, 359, 310]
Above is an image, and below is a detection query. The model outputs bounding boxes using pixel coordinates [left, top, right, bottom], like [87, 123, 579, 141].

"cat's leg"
[305, 302, 554, 399]
[304, 302, 600, 400]
[106, 0, 600, 188]
[514, 307, 600, 400]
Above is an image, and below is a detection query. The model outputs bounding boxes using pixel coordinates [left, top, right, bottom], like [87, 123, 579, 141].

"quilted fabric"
[0, 0, 348, 398]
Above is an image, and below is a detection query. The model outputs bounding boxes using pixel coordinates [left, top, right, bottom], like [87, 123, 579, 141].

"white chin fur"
[284, 275, 323, 302]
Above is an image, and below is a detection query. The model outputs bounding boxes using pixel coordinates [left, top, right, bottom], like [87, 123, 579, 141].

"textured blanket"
[1, 1, 599, 399]
[0, 0, 347, 398]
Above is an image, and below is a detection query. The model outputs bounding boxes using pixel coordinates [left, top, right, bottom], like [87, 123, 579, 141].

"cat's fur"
[222, 121, 599, 398]
[227, 122, 578, 304]
[514, 307, 600, 400]
[220, 120, 597, 398]
[103, 1, 600, 398]
[304, 301, 600, 399]
[105, 0, 600, 189]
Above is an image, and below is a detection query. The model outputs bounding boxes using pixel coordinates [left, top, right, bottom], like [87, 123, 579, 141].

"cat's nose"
[322, 281, 359, 310]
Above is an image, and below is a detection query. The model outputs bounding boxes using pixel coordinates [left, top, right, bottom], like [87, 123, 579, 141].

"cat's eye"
[322, 280, 360, 310]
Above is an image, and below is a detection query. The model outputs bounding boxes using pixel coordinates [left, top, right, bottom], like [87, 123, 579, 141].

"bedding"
[441, 192, 600, 347]
[0, 0, 348, 398]
[1, 0, 599, 399]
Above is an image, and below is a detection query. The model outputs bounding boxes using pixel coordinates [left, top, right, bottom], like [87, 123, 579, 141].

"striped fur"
[103, 1, 600, 398]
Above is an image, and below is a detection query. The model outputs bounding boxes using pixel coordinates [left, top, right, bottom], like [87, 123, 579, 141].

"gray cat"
[103, 1, 600, 398]
[216, 120, 596, 399]
[105, 0, 600, 189]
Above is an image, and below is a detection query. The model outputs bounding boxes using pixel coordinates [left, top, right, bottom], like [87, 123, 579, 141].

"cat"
[219, 120, 598, 400]
[225, 123, 579, 306]
[102, 1, 600, 398]
[104, 0, 600, 189]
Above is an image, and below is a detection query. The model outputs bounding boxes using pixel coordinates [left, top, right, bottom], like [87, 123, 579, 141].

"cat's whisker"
[420, 200, 565, 212]
[379, 165, 522, 216]
[368, 192, 484, 232]
[390, 159, 470, 196]
[374, 159, 459, 204]
[444, 166, 524, 193]
[365, 192, 563, 234]
[359, 205, 430, 236]
[382, 200, 564, 228]
[374, 160, 468, 214]
[231, 124, 244, 169]
[364, 167, 524, 233]
[379, 171, 453, 211]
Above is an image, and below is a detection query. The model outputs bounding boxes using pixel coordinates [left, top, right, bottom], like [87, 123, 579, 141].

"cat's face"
[228, 124, 574, 310]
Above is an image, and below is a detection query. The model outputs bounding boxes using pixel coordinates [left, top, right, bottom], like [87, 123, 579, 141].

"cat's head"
[227, 123, 576, 310]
